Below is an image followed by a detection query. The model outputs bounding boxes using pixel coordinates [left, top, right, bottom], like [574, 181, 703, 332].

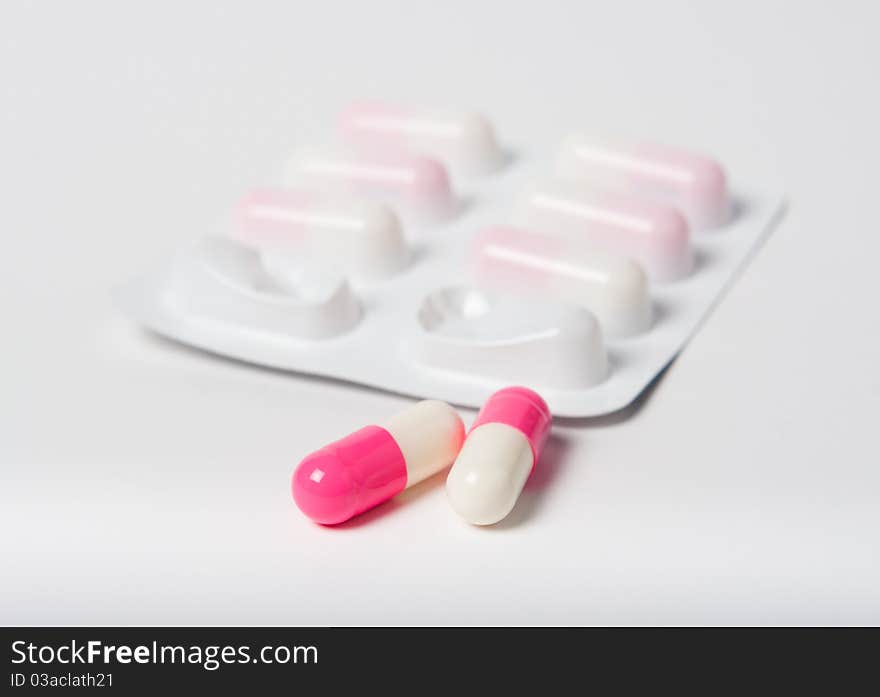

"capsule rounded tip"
[688, 158, 727, 197]
[347, 202, 409, 277]
[446, 421, 535, 525]
[648, 206, 690, 248]
[596, 258, 652, 336]
[458, 112, 494, 142]
[403, 156, 455, 221]
[457, 113, 503, 172]
[603, 257, 649, 303]
[408, 156, 452, 198]
[641, 207, 692, 281]
[685, 159, 729, 228]
[360, 203, 404, 249]
[291, 451, 360, 526]
[492, 386, 550, 415]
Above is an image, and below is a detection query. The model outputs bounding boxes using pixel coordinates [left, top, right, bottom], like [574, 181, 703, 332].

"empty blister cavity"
[285, 149, 455, 223]
[340, 101, 504, 175]
[234, 188, 409, 280]
[411, 286, 607, 389]
[473, 226, 651, 337]
[555, 135, 730, 230]
[166, 237, 361, 339]
[514, 181, 693, 282]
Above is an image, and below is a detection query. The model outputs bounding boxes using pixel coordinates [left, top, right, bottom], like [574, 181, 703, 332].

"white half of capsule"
[513, 181, 693, 282]
[473, 226, 651, 337]
[446, 422, 533, 526]
[555, 134, 731, 230]
[383, 399, 466, 486]
[284, 149, 456, 223]
[340, 101, 504, 175]
[234, 189, 408, 280]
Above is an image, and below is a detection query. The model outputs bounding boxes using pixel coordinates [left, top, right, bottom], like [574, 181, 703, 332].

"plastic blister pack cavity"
[117, 103, 785, 417]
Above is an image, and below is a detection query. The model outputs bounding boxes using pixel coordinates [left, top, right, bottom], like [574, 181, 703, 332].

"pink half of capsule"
[515, 182, 693, 282]
[446, 387, 552, 526]
[292, 400, 465, 525]
[339, 100, 503, 174]
[286, 150, 455, 222]
[556, 135, 730, 230]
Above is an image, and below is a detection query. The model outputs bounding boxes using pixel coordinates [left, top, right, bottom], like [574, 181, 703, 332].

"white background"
[1, 1, 878, 625]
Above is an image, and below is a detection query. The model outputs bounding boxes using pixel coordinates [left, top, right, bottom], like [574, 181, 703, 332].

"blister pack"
[117, 103, 785, 417]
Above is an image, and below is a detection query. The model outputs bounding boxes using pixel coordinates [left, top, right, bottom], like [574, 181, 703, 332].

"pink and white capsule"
[446, 387, 552, 526]
[340, 101, 503, 174]
[292, 400, 465, 525]
[286, 150, 454, 222]
[234, 188, 408, 279]
[555, 135, 730, 230]
[473, 226, 651, 337]
[514, 182, 692, 282]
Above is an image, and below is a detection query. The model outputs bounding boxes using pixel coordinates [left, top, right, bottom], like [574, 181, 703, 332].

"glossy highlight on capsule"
[340, 101, 503, 174]
[292, 400, 465, 525]
[286, 149, 455, 222]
